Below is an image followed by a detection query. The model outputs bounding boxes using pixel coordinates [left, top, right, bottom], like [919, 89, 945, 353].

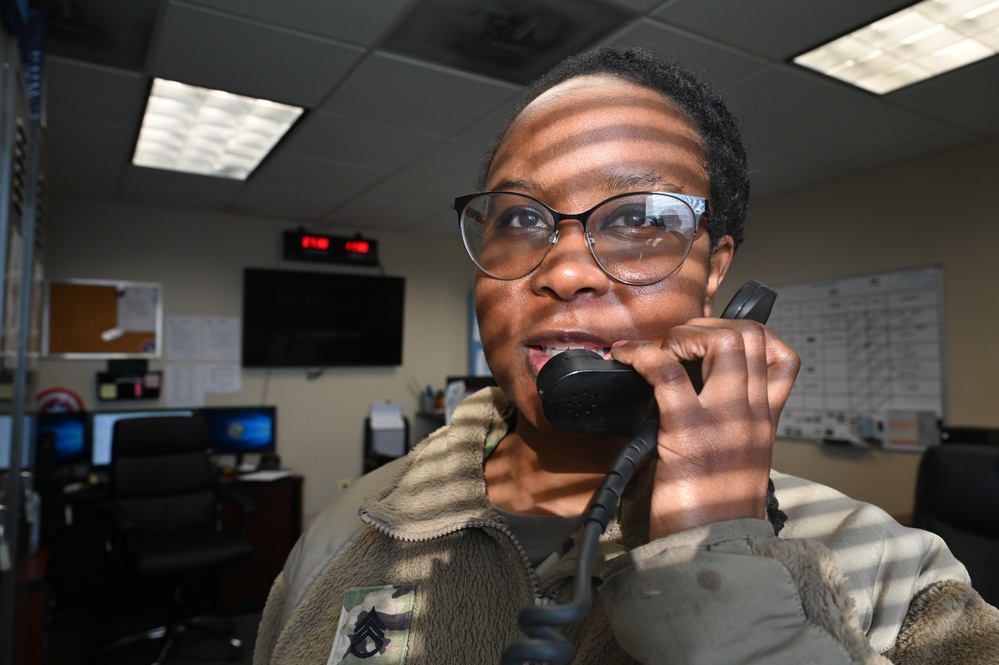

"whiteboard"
[767, 265, 944, 445]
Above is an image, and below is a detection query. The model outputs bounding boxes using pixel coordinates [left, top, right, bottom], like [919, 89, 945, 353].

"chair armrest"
[217, 486, 258, 534]
[219, 486, 258, 516]
[99, 500, 140, 556]
[100, 500, 139, 533]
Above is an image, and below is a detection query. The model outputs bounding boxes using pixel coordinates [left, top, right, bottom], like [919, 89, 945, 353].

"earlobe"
[703, 236, 735, 316]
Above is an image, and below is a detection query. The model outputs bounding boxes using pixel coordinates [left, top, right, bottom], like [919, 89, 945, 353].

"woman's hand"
[609, 320, 800, 540]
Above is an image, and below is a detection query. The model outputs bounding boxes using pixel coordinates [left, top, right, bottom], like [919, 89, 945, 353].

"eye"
[600, 203, 686, 232]
[494, 205, 550, 230]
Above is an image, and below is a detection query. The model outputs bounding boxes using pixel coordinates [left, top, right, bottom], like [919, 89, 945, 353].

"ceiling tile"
[44, 57, 146, 126]
[183, 0, 415, 46]
[453, 100, 519, 150]
[251, 153, 388, 192]
[652, 0, 917, 60]
[889, 56, 999, 138]
[320, 52, 520, 135]
[361, 140, 485, 208]
[722, 66, 869, 141]
[379, 0, 633, 84]
[279, 111, 443, 172]
[45, 118, 133, 199]
[230, 181, 341, 222]
[603, 18, 769, 89]
[404, 207, 461, 236]
[150, 2, 365, 107]
[118, 165, 245, 209]
[761, 102, 974, 170]
[323, 196, 439, 232]
[745, 148, 845, 200]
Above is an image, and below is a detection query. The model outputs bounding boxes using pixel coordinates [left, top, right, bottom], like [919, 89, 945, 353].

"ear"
[703, 236, 735, 316]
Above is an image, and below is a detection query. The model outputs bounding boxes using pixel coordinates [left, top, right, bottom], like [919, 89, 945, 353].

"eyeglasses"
[455, 191, 707, 285]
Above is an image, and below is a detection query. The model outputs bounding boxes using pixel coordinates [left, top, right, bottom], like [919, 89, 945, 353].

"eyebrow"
[487, 173, 688, 196]
[488, 177, 540, 192]
[605, 172, 686, 193]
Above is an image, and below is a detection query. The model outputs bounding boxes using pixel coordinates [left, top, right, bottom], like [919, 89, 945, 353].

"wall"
[718, 137, 999, 517]
[40, 137, 999, 522]
[39, 197, 474, 521]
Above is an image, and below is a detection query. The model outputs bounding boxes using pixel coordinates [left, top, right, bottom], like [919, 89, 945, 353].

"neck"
[483, 411, 627, 516]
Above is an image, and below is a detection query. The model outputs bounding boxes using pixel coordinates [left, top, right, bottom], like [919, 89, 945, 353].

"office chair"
[939, 425, 999, 446]
[98, 415, 255, 664]
[912, 443, 999, 607]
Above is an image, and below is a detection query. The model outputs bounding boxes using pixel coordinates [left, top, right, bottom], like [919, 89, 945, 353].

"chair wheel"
[228, 637, 243, 661]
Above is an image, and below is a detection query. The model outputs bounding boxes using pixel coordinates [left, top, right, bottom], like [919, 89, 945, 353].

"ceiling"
[39, 0, 999, 236]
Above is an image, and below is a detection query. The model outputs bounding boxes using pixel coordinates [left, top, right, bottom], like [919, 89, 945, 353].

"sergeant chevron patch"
[328, 584, 416, 664]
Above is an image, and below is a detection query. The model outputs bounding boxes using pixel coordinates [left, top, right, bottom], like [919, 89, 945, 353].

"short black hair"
[480, 45, 749, 250]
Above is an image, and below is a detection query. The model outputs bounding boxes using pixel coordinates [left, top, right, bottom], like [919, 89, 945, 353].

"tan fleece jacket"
[254, 388, 999, 664]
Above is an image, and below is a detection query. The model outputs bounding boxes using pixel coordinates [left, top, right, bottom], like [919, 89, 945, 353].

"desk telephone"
[501, 280, 777, 665]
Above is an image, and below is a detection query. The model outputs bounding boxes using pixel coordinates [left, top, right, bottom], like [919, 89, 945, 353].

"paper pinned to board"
[370, 401, 406, 458]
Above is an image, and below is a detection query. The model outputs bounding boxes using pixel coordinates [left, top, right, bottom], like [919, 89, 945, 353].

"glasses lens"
[587, 193, 698, 284]
[459, 193, 554, 279]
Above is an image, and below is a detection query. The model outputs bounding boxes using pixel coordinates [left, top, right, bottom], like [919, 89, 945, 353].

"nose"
[531, 221, 611, 300]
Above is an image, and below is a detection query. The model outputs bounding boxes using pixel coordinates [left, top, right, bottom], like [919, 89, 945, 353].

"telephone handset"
[536, 280, 777, 437]
[501, 280, 778, 665]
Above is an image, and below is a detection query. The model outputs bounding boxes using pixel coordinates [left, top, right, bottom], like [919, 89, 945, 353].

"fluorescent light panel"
[794, 0, 999, 94]
[132, 79, 304, 180]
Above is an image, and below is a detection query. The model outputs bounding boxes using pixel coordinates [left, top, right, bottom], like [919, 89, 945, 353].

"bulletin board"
[43, 279, 162, 358]
[766, 265, 945, 447]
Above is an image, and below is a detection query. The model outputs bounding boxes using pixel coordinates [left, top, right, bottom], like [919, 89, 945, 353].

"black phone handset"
[500, 280, 777, 665]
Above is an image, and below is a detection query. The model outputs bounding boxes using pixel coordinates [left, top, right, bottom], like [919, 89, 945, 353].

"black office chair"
[98, 415, 255, 663]
[939, 425, 999, 446]
[912, 443, 999, 607]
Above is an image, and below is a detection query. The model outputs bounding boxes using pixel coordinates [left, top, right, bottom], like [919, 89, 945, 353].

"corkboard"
[44, 280, 161, 357]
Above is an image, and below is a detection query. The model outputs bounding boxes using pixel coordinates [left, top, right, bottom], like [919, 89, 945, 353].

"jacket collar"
[359, 386, 654, 547]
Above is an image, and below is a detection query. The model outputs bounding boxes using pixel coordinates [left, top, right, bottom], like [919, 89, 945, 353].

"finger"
[659, 323, 749, 416]
[688, 318, 800, 431]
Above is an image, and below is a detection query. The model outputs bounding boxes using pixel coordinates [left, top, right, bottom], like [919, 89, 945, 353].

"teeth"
[541, 343, 608, 357]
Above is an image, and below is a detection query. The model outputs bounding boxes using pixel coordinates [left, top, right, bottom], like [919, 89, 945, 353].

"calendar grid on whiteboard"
[766, 265, 945, 444]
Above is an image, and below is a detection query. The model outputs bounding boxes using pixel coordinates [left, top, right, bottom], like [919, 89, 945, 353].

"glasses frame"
[454, 190, 708, 285]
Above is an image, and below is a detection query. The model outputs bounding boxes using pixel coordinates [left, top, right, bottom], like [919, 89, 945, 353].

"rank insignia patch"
[327, 585, 416, 664]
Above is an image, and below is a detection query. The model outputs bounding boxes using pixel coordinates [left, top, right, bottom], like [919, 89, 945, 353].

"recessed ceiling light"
[794, 0, 999, 94]
[132, 78, 304, 180]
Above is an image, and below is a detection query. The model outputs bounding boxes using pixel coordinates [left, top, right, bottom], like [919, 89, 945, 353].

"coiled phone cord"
[500, 417, 660, 665]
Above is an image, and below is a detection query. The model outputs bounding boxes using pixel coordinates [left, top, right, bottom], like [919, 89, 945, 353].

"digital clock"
[282, 230, 379, 266]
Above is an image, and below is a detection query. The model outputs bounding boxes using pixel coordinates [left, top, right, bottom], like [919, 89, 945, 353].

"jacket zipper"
[359, 509, 544, 602]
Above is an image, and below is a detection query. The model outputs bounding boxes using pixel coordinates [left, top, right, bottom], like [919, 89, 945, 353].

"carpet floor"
[43, 600, 261, 665]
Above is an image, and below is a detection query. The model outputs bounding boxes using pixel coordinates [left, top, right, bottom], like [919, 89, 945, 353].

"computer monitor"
[37, 411, 89, 467]
[90, 409, 196, 467]
[201, 406, 277, 462]
[0, 413, 35, 471]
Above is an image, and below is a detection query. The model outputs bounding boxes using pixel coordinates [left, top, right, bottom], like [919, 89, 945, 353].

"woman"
[254, 46, 999, 664]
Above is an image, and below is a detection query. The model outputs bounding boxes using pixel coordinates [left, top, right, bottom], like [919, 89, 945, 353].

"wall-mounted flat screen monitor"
[90, 409, 195, 466]
[37, 411, 88, 466]
[242, 268, 405, 368]
[202, 406, 277, 456]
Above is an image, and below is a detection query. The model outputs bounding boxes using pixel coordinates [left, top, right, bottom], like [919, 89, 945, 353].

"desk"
[45, 473, 302, 612]
[218, 474, 302, 608]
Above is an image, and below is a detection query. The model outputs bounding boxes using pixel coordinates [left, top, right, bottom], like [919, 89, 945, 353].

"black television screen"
[202, 406, 276, 456]
[242, 268, 405, 368]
